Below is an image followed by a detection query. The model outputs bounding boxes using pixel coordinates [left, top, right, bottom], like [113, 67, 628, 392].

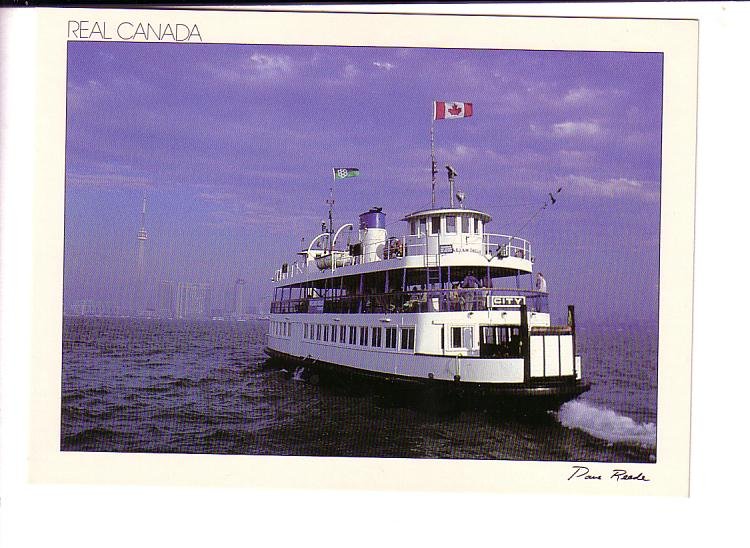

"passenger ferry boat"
[265, 175, 590, 409]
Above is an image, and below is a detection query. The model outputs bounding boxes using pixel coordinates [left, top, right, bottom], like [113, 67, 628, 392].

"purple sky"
[64, 42, 662, 323]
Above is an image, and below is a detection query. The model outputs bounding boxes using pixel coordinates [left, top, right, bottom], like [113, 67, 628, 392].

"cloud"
[373, 61, 395, 71]
[67, 76, 155, 111]
[553, 121, 601, 137]
[561, 175, 659, 202]
[199, 192, 320, 234]
[198, 52, 294, 85]
[66, 172, 152, 189]
[562, 86, 607, 104]
[437, 143, 478, 159]
[343, 64, 359, 79]
[558, 148, 596, 167]
[248, 53, 292, 73]
[623, 130, 659, 150]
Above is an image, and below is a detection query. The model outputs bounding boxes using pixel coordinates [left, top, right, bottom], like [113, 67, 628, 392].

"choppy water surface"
[61, 318, 657, 462]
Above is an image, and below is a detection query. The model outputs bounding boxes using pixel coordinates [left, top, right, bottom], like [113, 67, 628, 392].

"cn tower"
[136, 190, 148, 314]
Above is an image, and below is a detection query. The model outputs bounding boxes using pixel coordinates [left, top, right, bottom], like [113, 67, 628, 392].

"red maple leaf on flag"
[448, 103, 462, 116]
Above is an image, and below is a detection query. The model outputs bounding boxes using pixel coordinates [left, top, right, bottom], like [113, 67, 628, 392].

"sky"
[64, 42, 663, 323]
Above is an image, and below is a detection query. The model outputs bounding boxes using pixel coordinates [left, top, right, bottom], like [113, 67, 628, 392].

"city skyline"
[67, 277, 263, 319]
[64, 42, 663, 324]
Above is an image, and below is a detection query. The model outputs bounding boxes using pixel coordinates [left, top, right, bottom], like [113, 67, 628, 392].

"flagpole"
[430, 115, 437, 208]
[326, 181, 335, 255]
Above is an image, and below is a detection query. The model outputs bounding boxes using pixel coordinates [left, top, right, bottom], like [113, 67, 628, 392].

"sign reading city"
[487, 295, 526, 308]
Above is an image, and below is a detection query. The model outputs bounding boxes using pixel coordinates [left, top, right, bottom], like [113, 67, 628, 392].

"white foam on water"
[556, 400, 656, 448]
[292, 366, 305, 381]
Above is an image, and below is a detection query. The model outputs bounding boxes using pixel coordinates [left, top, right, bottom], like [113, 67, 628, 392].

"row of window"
[275, 320, 521, 355]
[303, 322, 416, 352]
[271, 320, 291, 338]
[409, 215, 482, 236]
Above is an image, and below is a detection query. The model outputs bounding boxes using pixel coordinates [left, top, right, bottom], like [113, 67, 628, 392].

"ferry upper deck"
[271, 206, 548, 315]
[273, 207, 534, 282]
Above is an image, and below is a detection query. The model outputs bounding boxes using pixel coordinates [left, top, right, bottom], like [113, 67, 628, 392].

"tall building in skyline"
[175, 282, 211, 319]
[233, 278, 247, 320]
[158, 280, 176, 318]
[135, 190, 148, 315]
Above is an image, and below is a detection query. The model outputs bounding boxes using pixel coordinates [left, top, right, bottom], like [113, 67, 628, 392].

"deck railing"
[273, 233, 533, 281]
[270, 288, 548, 314]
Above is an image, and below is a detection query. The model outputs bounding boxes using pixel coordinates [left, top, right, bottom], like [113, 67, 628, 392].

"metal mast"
[446, 165, 457, 207]
[430, 122, 437, 207]
[326, 187, 335, 253]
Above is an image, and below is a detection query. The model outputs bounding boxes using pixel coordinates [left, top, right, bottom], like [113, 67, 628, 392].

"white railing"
[482, 233, 532, 261]
[273, 232, 532, 282]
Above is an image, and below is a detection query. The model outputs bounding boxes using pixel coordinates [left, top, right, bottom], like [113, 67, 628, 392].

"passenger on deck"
[449, 282, 462, 311]
[461, 273, 480, 310]
[461, 273, 480, 288]
[536, 272, 547, 293]
[535, 272, 548, 313]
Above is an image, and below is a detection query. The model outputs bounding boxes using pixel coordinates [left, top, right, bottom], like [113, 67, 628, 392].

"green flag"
[333, 167, 360, 180]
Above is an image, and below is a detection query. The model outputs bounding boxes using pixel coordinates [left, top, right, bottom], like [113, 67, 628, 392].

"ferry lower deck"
[265, 306, 590, 409]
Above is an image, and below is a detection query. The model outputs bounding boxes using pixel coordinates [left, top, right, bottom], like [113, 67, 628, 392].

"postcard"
[26, 7, 697, 495]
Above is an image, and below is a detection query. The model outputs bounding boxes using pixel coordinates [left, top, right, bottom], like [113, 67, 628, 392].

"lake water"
[61, 317, 657, 462]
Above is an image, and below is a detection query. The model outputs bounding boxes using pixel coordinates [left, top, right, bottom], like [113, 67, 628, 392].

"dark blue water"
[60, 317, 657, 461]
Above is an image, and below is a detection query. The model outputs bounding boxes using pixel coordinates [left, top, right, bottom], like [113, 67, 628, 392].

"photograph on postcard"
[61, 39, 662, 463]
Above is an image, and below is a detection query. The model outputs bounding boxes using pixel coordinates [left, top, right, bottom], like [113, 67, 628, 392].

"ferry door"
[529, 333, 575, 379]
[426, 233, 440, 256]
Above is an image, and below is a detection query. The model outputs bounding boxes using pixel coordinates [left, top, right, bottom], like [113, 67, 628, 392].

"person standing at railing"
[461, 273, 480, 310]
[536, 272, 547, 293]
[449, 282, 462, 311]
[535, 272, 548, 312]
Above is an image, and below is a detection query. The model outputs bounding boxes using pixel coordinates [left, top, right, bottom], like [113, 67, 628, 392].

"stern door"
[529, 331, 575, 379]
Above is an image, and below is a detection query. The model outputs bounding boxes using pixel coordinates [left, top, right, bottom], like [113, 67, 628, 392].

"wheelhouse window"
[400, 327, 415, 351]
[446, 215, 456, 233]
[474, 219, 481, 234]
[419, 218, 427, 236]
[385, 327, 397, 349]
[430, 216, 440, 234]
[461, 215, 472, 233]
[410, 220, 417, 235]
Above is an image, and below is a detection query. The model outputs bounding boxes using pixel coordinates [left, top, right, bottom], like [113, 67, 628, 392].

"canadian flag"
[434, 101, 473, 120]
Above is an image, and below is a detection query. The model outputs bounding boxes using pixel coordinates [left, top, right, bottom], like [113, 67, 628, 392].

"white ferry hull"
[264, 309, 590, 410]
[264, 346, 589, 410]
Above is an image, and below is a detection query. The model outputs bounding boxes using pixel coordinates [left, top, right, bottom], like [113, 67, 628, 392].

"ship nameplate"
[487, 295, 526, 308]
